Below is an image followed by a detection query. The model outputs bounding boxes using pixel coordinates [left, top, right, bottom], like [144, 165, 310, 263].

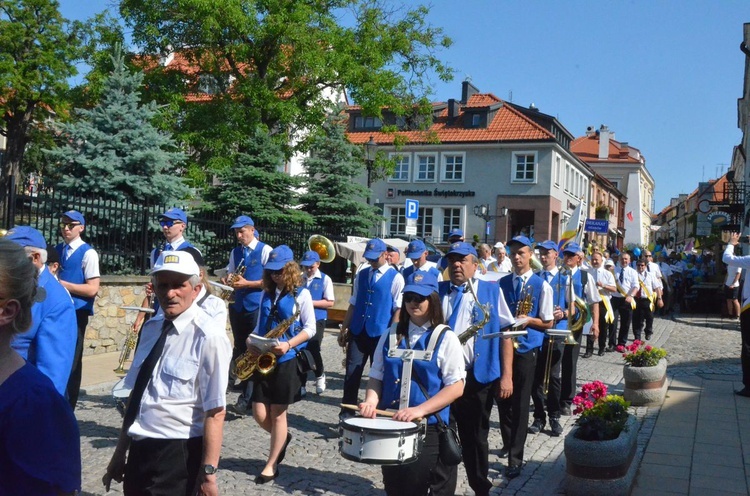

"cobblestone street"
[76, 313, 743, 495]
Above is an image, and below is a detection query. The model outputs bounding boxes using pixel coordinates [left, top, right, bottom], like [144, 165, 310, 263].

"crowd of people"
[0, 207, 739, 495]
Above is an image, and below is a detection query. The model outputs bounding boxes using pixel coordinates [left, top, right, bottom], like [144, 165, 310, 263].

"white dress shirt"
[588, 266, 616, 300]
[635, 271, 659, 298]
[613, 265, 639, 297]
[725, 265, 742, 288]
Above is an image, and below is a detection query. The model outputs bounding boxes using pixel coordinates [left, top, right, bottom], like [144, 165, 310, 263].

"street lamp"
[364, 136, 378, 203]
[473, 204, 507, 243]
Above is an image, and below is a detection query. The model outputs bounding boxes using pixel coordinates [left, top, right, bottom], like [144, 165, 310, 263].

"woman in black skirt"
[359, 271, 465, 496]
[247, 245, 316, 484]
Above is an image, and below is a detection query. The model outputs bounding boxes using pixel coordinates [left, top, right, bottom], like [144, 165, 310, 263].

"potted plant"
[621, 340, 668, 406]
[564, 381, 639, 496]
[595, 204, 611, 220]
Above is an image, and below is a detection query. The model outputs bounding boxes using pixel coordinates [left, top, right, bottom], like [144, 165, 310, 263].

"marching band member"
[632, 258, 660, 341]
[498, 236, 553, 479]
[360, 271, 465, 496]
[386, 245, 402, 271]
[247, 245, 316, 484]
[584, 252, 616, 357]
[437, 229, 465, 272]
[300, 250, 335, 394]
[438, 242, 515, 495]
[402, 239, 443, 281]
[612, 252, 639, 349]
[339, 238, 404, 420]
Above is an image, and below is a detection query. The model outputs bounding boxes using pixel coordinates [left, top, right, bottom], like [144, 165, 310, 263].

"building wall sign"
[388, 188, 477, 198]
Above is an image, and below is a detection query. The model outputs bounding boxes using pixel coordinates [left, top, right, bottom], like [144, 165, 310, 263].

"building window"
[471, 114, 480, 127]
[417, 208, 434, 238]
[512, 152, 537, 183]
[388, 153, 410, 182]
[353, 116, 382, 130]
[443, 208, 461, 242]
[415, 154, 437, 182]
[554, 156, 561, 187]
[389, 207, 406, 235]
[441, 153, 465, 182]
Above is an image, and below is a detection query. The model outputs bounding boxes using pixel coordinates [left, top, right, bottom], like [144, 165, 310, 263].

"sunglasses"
[59, 222, 81, 230]
[268, 269, 283, 275]
[403, 293, 428, 304]
[159, 220, 182, 228]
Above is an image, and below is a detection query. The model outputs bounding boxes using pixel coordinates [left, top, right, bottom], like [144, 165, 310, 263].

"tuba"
[308, 234, 336, 263]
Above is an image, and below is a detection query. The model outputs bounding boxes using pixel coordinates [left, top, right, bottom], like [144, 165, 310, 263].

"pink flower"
[645, 345, 653, 351]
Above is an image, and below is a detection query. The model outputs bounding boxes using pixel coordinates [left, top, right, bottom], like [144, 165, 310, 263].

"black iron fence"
[0, 184, 347, 276]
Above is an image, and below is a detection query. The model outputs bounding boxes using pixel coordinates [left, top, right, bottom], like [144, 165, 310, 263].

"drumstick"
[340, 403, 423, 423]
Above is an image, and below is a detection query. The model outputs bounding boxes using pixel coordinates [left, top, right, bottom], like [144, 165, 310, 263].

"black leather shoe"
[735, 388, 750, 398]
[560, 405, 572, 416]
[605, 345, 615, 352]
[277, 433, 292, 465]
[598, 349, 606, 356]
[505, 464, 522, 479]
[255, 469, 279, 484]
[549, 418, 563, 437]
[645, 332, 653, 340]
[583, 351, 593, 358]
[498, 447, 509, 458]
[527, 418, 545, 434]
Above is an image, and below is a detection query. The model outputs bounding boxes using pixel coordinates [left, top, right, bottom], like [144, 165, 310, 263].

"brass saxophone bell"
[308, 235, 336, 263]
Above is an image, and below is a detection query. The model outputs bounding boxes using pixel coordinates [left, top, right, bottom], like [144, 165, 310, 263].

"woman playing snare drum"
[359, 271, 465, 496]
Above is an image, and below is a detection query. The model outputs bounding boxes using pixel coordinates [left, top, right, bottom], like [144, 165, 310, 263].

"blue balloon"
[655, 244, 662, 253]
[633, 247, 642, 257]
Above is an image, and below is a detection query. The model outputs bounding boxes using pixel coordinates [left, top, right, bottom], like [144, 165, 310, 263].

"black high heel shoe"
[254, 469, 279, 484]
[277, 433, 293, 465]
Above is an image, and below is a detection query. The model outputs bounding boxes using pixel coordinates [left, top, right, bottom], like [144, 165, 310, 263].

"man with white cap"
[402, 239, 443, 281]
[490, 242, 512, 273]
[56, 209, 100, 409]
[103, 250, 232, 495]
[7, 226, 77, 396]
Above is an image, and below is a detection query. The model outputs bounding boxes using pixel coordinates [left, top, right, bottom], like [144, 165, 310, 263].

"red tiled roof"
[570, 135, 642, 164]
[346, 93, 553, 145]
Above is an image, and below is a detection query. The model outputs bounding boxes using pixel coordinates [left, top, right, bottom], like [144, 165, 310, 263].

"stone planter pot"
[623, 358, 668, 406]
[565, 414, 639, 496]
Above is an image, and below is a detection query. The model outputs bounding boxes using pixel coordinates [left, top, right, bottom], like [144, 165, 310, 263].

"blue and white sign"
[584, 219, 609, 234]
[405, 199, 419, 220]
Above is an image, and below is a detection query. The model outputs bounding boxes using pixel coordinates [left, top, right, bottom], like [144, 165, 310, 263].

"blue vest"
[230, 242, 267, 313]
[402, 264, 441, 281]
[350, 267, 398, 338]
[549, 270, 585, 330]
[256, 288, 309, 364]
[56, 242, 95, 314]
[305, 273, 328, 321]
[380, 327, 449, 425]
[438, 279, 502, 383]
[499, 274, 545, 353]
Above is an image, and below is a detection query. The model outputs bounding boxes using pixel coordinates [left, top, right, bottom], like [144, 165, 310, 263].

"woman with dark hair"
[0, 238, 81, 494]
[247, 245, 316, 484]
[359, 271, 465, 496]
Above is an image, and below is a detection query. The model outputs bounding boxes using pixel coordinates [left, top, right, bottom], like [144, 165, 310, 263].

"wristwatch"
[202, 464, 219, 475]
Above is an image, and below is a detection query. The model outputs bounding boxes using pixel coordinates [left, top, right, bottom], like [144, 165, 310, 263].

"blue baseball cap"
[563, 242, 582, 255]
[507, 236, 532, 248]
[230, 215, 255, 229]
[403, 271, 439, 297]
[158, 207, 188, 224]
[447, 228, 464, 240]
[405, 239, 427, 259]
[538, 240, 558, 252]
[61, 210, 85, 226]
[6, 226, 47, 249]
[446, 241, 478, 258]
[265, 245, 294, 270]
[300, 250, 320, 266]
[363, 238, 387, 260]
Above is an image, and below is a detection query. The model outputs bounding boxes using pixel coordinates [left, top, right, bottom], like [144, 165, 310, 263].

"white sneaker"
[315, 374, 326, 394]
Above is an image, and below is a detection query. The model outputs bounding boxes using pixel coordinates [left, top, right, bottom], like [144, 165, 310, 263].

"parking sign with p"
[405, 199, 419, 220]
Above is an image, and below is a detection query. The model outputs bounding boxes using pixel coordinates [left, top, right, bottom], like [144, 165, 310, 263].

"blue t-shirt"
[0, 362, 81, 495]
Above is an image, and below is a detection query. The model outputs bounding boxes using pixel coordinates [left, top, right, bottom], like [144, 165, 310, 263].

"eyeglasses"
[403, 293, 428, 304]
[159, 220, 183, 228]
[59, 222, 81, 230]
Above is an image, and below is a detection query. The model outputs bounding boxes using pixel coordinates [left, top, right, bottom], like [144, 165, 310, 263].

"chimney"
[447, 98, 460, 122]
[461, 80, 480, 103]
[598, 125, 610, 160]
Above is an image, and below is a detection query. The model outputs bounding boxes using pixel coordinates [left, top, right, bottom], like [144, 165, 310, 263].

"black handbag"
[296, 348, 318, 375]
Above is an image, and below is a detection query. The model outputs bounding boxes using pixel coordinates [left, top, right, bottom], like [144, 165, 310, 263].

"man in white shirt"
[585, 252, 617, 357]
[491, 242, 513, 273]
[476, 243, 496, 273]
[301, 250, 335, 394]
[612, 253, 639, 350]
[103, 251, 232, 495]
[725, 257, 743, 320]
[656, 253, 674, 314]
[641, 251, 664, 325]
[722, 233, 750, 397]
[633, 259, 661, 341]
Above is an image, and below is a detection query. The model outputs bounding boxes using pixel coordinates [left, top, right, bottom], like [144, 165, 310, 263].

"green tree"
[46, 45, 188, 204]
[300, 121, 381, 236]
[203, 128, 312, 224]
[0, 0, 84, 192]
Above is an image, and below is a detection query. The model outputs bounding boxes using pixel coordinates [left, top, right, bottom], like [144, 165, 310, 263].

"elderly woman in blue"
[359, 271, 465, 496]
[246, 245, 316, 484]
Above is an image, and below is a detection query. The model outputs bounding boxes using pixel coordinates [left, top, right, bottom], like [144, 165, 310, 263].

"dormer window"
[353, 116, 382, 130]
[472, 114, 480, 127]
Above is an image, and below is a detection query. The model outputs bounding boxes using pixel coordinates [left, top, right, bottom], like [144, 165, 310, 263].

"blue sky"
[59, 0, 749, 213]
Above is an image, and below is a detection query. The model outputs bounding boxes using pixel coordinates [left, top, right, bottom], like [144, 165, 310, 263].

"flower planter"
[623, 358, 668, 406]
[565, 415, 639, 496]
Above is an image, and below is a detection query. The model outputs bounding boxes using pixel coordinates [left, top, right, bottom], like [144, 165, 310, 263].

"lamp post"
[473, 204, 508, 243]
[364, 136, 378, 205]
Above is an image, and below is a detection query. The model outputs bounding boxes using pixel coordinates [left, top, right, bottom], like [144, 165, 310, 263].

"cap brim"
[363, 250, 383, 259]
[403, 286, 435, 297]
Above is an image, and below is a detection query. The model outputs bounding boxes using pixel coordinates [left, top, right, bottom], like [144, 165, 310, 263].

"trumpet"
[512, 285, 534, 349]
[221, 258, 246, 301]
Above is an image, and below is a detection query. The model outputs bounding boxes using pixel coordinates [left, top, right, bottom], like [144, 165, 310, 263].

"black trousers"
[741, 310, 750, 388]
[498, 348, 538, 468]
[560, 331, 583, 409]
[306, 319, 326, 378]
[382, 425, 456, 496]
[632, 298, 652, 341]
[124, 437, 203, 496]
[229, 307, 259, 396]
[612, 297, 633, 346]
[586, 301, 609, 353]
[530, 337, 563, 421]
[341, 332, 381, 407]
[66, 309, 89, 409]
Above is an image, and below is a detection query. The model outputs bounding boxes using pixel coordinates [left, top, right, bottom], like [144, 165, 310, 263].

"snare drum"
[339, 417, 423, 465]
[112, 378, 131, 417]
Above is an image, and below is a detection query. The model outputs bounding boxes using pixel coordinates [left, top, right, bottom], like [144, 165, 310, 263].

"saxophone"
[456, 281, 492, 344]
[233, 290, 301, 380]
[221, 257, 246, 302]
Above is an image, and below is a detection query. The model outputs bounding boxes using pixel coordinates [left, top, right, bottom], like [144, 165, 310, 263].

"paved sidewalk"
[75, 313, 747, 495]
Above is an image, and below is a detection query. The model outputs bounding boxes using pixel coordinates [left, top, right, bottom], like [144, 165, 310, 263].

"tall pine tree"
[300, 121, 381, 236]
[46, 44, 188, 204]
